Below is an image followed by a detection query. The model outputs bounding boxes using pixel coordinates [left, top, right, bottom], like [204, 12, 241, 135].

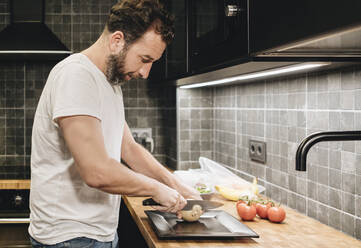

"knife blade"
[142, 198, 223, 211]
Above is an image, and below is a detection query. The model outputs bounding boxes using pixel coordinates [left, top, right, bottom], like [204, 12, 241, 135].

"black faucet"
[296, 131, 361, 171]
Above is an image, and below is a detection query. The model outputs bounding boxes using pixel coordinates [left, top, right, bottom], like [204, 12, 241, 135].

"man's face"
[105, 28, 166, 85]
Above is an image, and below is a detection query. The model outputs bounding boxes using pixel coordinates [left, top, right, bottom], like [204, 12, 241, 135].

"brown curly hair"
[106, 0, 174, 46]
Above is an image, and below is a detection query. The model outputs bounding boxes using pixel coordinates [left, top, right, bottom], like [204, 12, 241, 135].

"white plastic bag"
[173, 169, 214, 194]
[173, 157, 265, 196]
[199, 157, 265, 193]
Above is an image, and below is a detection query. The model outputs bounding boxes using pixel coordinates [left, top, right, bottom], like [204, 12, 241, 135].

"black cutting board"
[145, 210, 259, 240]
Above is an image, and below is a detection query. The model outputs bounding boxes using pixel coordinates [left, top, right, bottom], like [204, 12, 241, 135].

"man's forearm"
[87, 157, 161, 197]
[121, 142, 201, 200]
[58, 115, 183, 202]
[122, 142, 177, 186]
[119, 119, 202, 200]
[87, 157, 187, 211]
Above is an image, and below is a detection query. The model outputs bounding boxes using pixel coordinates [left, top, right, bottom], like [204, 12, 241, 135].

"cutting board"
[145, 210, 259, 239]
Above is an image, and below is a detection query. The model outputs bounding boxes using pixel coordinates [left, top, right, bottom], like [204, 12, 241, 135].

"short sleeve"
[51, 63, 102, 123]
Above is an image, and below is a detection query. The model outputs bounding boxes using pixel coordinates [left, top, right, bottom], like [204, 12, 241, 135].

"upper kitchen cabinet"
[249, 0, 361, 57]
[189, 0, 248, 74]
[149, 0, 249, 82]
[148, 53, 166, 82]
[151, 0, 361, 85]
[148, 0, 188, 82]
[166, 0, 189, 80]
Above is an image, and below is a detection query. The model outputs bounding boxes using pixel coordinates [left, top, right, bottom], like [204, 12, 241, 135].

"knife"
[142, 198, 223, 211]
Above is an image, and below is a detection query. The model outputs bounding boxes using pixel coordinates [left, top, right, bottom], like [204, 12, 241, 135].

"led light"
[179, 62, 329, 89]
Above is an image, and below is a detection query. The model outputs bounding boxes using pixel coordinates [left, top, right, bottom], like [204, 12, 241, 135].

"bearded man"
[29, 0, 200, 247]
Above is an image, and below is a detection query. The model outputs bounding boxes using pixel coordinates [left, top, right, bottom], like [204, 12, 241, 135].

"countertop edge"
[0, 180, 31, 189]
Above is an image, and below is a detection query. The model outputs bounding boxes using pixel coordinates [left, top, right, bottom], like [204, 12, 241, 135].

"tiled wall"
[0, 62, 56, 179]
[123, 80, 177, 168]
[177, 65, 361, 240]
[177, 88, 213, 169]
[0, 0, 177, 178]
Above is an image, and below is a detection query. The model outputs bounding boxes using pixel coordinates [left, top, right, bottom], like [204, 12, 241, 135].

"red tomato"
[249, 200, 257, 207]
[267, 206, 286, 223]
[256, 202, 270, 219]
[236, 199, 246, 208]
[236, 203, 257, 221]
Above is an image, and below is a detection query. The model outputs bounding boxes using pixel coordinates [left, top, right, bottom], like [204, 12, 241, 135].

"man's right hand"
[150, 183, 187, 213]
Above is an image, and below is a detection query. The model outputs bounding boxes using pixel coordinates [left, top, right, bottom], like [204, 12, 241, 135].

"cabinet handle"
[224, 5, 241, 17]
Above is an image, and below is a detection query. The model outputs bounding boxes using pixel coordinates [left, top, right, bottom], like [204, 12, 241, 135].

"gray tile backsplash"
[123, 80, 177, 169]
[177, 88, 213, 170]
[0, 62, 55, 179]
[177, 65, 361, 240]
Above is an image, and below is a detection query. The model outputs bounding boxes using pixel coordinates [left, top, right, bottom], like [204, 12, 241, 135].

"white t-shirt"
[29, 53, 125, 244]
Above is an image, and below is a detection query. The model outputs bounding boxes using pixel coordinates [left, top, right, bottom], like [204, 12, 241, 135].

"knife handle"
[142, 198, 161, 206]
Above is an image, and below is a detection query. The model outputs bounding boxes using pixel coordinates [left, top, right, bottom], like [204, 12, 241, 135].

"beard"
[105, 50, 128, 86]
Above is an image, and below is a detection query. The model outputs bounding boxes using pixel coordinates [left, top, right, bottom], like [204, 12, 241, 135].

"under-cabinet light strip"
[179, 62, 329, 89]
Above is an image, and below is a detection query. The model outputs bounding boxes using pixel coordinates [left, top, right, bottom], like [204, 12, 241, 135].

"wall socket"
[249, 140, 267, 164]
[131, 128, 152, 139]
[131, 128, 154, 153]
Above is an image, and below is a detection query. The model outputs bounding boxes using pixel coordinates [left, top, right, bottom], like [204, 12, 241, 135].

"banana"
[215, 177, 259, 201]
[215, 185, 243, 201]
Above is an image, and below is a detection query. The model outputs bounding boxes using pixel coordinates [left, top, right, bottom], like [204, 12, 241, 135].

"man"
[29, 0, 200, 247]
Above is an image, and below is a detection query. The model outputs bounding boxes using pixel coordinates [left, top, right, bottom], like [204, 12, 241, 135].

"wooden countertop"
[123, 194, 361, 248]
[0, 180, 31, 189]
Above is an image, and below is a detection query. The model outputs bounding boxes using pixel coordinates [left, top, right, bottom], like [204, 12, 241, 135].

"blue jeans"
[30, 233, 119, 248]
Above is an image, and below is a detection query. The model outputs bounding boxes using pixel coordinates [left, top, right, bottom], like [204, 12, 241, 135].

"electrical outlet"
[131, 128, 154, 153]
[249, 140, 266, 163]
[131, 128, 152, 139]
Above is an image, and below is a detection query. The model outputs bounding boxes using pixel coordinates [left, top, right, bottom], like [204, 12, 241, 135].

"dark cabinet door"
[148, 0, 188, 82]
[166, 0, 188, 79]
[249, 0, 361, 55]
[150, 0, 250, 82]
[148, 52, 166, 82]
[189, 0, 248, 73]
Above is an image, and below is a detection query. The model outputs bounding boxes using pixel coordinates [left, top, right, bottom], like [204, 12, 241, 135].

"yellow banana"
[215, 185, 243, 201]
[215, 177, 259, 201]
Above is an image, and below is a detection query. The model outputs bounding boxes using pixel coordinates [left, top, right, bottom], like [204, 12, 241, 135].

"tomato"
[236, 202, 257, 221]
[267, 206, 286, 223]
[249, 200, 257, 207]
[256, 202, 270, 219]
[236, 199, 246, 206]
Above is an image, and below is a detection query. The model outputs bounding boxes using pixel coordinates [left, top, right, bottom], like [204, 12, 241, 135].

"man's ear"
[109, 31, 125, 54]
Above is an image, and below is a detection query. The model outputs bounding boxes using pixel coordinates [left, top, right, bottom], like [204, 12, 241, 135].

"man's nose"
[139, 63, 153, 79]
